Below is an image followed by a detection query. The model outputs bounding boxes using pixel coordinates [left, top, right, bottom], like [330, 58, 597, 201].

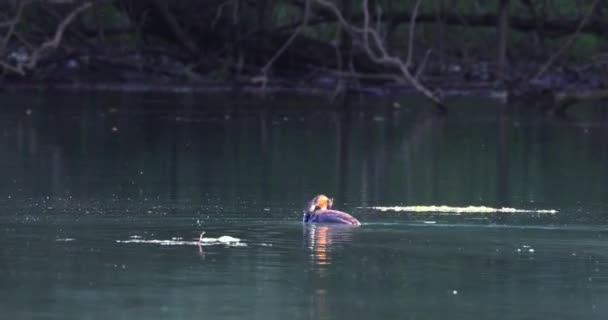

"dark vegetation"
[1, 0, 607, 112]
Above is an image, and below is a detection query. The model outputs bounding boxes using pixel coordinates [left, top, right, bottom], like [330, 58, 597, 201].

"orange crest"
[315, 195, 331, 210]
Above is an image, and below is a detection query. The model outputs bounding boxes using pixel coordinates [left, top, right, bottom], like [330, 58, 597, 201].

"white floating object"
[218, 236, 240, 243]
[452, 290, 458, 295]
[117, 239, 196, 246]
[117, 234, 245, 247]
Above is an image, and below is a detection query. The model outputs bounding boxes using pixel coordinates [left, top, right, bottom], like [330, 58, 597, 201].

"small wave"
[55, 238, 75, 242]
[367, 205, 557, 214]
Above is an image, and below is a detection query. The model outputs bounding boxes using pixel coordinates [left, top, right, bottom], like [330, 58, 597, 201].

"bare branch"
[533, 0, 599, 80]
[0, 1, 30, 55]
[212, 0, 235, 29]
[258, 0, 311, 89]
[406, 0, 422, 68]
[362, 0, 370, 46]
[0, 60, 24, 75]
[153, 0, 199, 54]
[415, 49, 432, 79]
[27, 2, 93, 68]
[1, 2, 94, 75]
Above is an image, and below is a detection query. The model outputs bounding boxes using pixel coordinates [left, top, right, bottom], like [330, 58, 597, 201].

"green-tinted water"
[1, 92, 608, 319]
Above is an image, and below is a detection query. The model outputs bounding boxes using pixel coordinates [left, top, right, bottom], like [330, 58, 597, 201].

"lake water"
[1, 92, 608, 319]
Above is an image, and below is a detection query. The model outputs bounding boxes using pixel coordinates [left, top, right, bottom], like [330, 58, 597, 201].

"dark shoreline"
[4, 71, 607, 113]
[0, 80, 508, 101]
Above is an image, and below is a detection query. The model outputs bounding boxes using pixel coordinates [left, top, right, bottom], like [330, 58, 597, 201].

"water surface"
[1, 92, 608, 319]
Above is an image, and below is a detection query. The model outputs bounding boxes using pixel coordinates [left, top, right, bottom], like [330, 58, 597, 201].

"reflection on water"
[305, 225, 356, 267]
[307, 225, 331, 267]
[2, 92, 608, 319]
[304, 224, 357, 320]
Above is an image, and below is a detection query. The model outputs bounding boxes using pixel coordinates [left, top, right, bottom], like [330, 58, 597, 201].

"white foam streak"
[368, 205, 558, 214]
[116, 235, 246, 247]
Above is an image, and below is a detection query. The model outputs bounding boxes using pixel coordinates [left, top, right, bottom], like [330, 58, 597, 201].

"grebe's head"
[307, 194, 333, 213]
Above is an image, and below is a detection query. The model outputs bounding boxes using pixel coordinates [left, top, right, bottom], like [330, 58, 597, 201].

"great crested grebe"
[303, 195, 361, 226]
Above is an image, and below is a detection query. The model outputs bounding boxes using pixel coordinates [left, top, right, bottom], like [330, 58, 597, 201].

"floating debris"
[198, 232, 241, 244]
[117, 233, 245, 247]
[117, 239, 199, 246]
[116, 238, 246, 247]
[367, 205, 557, 214]
[516, 244, 536, 253]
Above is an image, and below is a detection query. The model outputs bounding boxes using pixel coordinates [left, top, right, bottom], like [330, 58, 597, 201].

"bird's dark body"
[303, 209, 361, 226]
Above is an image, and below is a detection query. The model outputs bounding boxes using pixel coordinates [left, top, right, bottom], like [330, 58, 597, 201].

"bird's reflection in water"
[304, 225, 357, 319]
[304, 224, 356, 268]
